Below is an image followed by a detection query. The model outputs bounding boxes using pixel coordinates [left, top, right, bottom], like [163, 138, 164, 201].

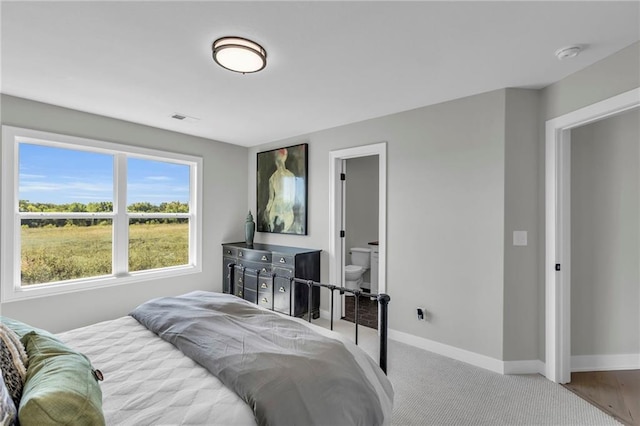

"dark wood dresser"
[222, 242, 321, 319]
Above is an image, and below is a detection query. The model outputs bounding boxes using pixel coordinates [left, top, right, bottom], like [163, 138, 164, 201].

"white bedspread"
[57, 307, 392, 425]
[57, 316, 256, 426]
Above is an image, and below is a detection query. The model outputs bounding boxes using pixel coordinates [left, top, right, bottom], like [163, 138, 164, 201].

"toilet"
[344, 247, 371, 290]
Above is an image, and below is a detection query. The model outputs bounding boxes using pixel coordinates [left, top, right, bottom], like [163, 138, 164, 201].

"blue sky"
[19, 143, 190, 205]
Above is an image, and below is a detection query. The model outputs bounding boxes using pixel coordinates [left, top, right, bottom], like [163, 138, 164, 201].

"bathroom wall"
[344, 155, 379, 287]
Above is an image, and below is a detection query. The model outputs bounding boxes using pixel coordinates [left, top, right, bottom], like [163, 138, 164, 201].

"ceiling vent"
[170, 113, 200, 123]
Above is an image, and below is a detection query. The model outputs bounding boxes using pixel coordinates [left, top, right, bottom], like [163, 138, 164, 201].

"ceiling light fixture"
[555, 45, 582, 60]
[212, 36, 267, 74]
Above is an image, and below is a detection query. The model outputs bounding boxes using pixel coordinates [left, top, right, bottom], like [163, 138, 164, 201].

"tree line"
[20, 200, 189, 228]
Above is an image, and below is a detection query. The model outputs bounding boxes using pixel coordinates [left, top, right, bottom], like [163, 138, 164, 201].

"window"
[1, 126, 203, 301]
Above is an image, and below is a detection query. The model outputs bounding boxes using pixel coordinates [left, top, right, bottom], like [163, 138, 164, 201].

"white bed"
[58, 315, 256, 425]
[55, 293, 393, 425]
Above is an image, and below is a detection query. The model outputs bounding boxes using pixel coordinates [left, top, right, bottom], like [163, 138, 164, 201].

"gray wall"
[345, 155, 379, 285]
[248, 39, 639, 363]
[503, 89, 540, 361]
[538, 41, 640, 360]
[541, 43, 640, 121]
[0, 95, 248, 332]
[570, 109, 639, 356]
[249, 89, 510, 360]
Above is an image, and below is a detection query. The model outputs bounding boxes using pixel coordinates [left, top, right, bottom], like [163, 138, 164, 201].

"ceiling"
[1, 1, 638, 147]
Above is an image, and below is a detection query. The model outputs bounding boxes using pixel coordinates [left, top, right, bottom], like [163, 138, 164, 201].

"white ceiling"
[1, 1, 638, 147]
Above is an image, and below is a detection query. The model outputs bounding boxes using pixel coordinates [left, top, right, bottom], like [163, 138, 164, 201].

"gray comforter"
[130, 291, 393, 426]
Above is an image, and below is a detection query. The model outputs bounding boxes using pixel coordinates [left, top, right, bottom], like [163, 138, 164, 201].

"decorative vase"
[245, 211, 255, 246]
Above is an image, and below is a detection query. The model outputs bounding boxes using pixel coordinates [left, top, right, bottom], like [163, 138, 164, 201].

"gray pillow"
[0, 370, 17, 426]
[0, 325, 27, 409]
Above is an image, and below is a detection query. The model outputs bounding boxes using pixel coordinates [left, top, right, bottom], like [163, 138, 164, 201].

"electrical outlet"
[416, 307, 425, 321]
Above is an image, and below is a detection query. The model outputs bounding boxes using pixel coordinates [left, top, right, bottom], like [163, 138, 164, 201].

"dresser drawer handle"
[261, 282, 268, 289]
[279, 257, 286, 263]
[279, 286, 286, 293]
[238, 277, 243, 283]
[261, 255, 268, 261]
[238, 291, 243, 297]
[261, 297, 268, 303]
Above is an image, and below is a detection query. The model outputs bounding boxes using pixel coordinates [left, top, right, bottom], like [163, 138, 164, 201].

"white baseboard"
[503, 359, 545, 375]
[388, 328, 507, 374]
[571, 353, 640, 372]
[388, 328, 544, 375]
[320, 314, 544, 375]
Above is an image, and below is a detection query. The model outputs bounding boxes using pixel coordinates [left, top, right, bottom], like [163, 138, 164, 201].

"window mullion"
[113, 154, 129, 276]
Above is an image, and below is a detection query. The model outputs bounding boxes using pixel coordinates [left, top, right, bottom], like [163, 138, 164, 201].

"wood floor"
[562, 370, 640, 426]
[342, 294, 378, 329]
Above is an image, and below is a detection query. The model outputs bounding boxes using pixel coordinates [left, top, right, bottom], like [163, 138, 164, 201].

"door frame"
[329, 142, 387, 322]
[545, 88, 639, 383]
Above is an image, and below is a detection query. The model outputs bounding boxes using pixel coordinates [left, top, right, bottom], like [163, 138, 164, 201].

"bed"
[1, 290, 394, 425]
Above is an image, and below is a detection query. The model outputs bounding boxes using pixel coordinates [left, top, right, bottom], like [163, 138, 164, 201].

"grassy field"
[21, 223, 188, 285]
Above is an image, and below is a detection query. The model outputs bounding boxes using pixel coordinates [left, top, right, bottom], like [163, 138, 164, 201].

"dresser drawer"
[243, 288, 257, 304]
[272, 253, 295, 267]
[273, 266, 293, 279]
[234, 285, 244, 298]
[222, 246, 237, 257]
[257, 276, 273, 292]
[258, 292, 273, 309]
[236, 260, 271, 275]
[273, 274, 291, 314]
[234, 266, 258, 291]
[238, 249, 271, 263]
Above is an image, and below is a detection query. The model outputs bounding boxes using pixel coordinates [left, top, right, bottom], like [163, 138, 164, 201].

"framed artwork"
[256, 143, 308, 235]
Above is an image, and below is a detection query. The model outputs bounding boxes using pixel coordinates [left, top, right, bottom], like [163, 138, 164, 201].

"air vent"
[170, 113, 200, 123]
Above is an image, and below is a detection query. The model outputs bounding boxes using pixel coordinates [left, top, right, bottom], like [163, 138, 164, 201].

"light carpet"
[314, 318, 620, 426]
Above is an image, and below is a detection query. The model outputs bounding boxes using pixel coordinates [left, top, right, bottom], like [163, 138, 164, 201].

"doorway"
[564, 109, 640, 425]
[342, 155, 379, 328]
[329, 143, 387, 326]
[545, 88, 640, 384]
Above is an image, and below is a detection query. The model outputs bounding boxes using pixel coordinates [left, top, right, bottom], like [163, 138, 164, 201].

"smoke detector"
[555, 45, 582, 60]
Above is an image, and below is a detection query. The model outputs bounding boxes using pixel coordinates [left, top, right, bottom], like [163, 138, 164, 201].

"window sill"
[1, 265, 202, 303]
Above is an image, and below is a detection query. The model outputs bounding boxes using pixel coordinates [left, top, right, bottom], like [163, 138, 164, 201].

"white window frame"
[1, 125, 203, 302]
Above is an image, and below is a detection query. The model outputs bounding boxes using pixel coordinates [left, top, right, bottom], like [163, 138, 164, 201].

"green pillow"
[18, 331, 105, 426]
[0, 316, 55, 340]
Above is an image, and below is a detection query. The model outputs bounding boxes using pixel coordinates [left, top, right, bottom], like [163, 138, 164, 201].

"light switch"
[513, 231, 528, 246]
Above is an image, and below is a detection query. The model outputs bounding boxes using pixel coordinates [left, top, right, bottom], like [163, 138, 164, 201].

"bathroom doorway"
[342, 156, 379, 328]
[329, 143, 387, 330]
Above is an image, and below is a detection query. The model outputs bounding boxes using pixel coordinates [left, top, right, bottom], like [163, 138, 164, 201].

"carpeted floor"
[313, 318, 621, 425]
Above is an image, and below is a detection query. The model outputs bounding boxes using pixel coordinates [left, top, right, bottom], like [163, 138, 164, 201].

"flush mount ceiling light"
[212, 36, 267, 74]
[555, 45, 583, 60]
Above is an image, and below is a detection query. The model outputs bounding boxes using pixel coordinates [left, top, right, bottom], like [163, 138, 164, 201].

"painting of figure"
[256, 143, 307, 235]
